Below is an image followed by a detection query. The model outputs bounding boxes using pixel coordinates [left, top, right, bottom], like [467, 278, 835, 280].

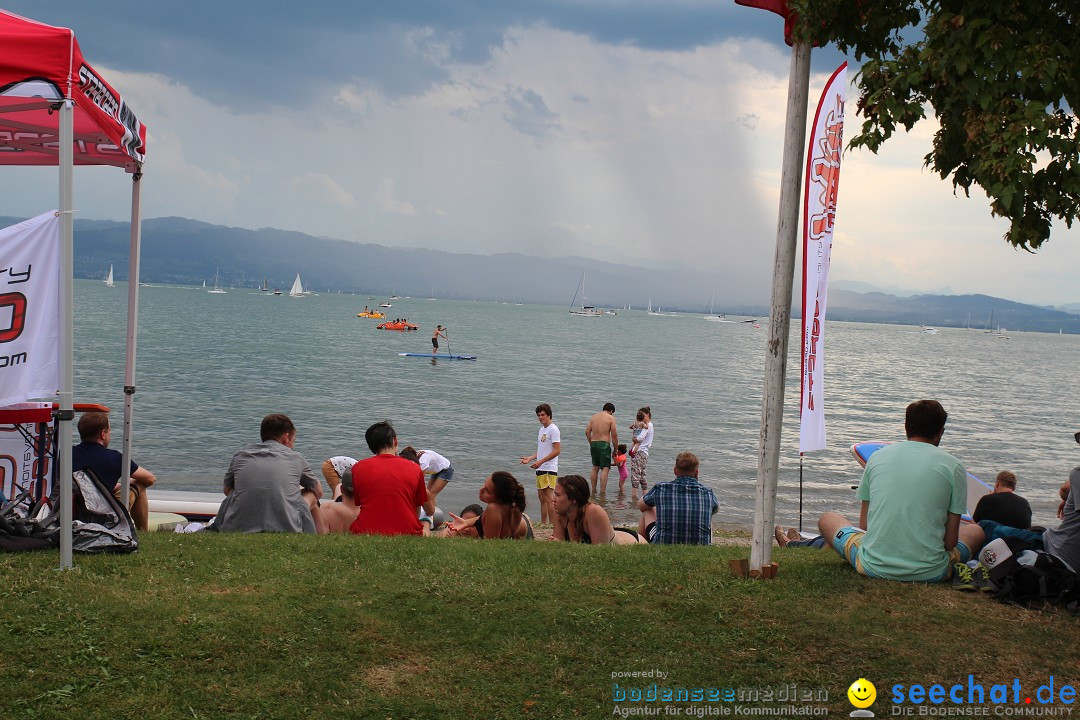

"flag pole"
[749, 39, 812, 573]
[798, 455, 804, 533]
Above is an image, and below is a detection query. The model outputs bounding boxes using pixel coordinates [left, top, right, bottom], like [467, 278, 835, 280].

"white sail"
[104, 265, 114, 287]
[289, 273, 304, 297]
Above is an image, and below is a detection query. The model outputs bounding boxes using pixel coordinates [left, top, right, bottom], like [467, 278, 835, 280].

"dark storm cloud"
[8, 1, 784, 108]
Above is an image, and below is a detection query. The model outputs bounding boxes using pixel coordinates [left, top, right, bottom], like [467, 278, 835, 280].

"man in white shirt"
[520, 403, 561, 524]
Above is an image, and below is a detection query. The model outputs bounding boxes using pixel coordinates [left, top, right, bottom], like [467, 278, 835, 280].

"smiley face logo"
[848, 678, 876, 709]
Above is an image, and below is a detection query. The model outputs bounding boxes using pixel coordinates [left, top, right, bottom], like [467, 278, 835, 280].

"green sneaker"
[952, 562, 976, 591]
[972, 563, 993, 592]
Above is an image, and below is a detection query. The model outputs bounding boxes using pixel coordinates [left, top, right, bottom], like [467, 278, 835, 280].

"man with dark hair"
[431, 324, 447, 355]
[260, 413, 295, 442]
[818, 400, 984, 582]
[216, 413, 322, 533]
[972, 471, 1032, 529]
[72, 411, 157, 532]
[585, 402, 618, 496]
[637, 451, 718, 545]
[520, 403, 560, 524]
[350, 421, 434, 536]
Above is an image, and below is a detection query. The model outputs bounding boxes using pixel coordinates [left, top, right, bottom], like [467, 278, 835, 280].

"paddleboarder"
[432, 325, 447, 355]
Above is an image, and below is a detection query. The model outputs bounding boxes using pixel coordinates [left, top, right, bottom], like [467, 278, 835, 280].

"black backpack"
[991, 546, 1080, 613]
[0, 468, 138, 554]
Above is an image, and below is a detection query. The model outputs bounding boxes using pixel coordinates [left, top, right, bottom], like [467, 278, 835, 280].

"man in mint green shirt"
[818, 400, 985, 582]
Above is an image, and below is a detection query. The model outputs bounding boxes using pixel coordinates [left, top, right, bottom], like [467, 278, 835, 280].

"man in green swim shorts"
[585, 402, 619, 496]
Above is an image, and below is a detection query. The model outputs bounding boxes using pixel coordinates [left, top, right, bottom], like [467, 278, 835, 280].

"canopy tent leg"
[749, 41, 811, 573]
[119, 171, 143, 507]
[58, 100, 74, 570]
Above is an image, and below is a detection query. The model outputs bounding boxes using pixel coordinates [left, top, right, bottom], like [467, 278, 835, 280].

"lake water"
[72, 280, 1080, 529]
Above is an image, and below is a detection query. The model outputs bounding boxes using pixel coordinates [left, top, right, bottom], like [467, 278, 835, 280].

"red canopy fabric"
[0, 9, 146, 170]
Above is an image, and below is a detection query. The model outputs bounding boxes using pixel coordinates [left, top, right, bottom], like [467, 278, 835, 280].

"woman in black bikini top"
[448, 471, 531, 539]
[552, 474, 647, 545]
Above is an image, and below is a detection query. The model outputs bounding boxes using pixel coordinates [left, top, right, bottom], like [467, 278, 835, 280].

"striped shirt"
[642, 475, 718, 545]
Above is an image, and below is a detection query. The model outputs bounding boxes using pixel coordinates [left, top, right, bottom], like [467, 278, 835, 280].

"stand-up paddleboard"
[399, 353, 477, 360]
[148, 489, 224, 522]
[850, 441, 992, 520]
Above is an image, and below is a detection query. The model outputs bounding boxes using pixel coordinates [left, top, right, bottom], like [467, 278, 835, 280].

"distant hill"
[826, 290, 1080, 334]
[4, 215, 1077, 333]
[8, 215, 767, 313]
[1053, 302, 1080, 315]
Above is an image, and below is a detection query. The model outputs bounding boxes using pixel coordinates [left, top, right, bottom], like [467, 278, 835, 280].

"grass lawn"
[1, 533, 1076, 719]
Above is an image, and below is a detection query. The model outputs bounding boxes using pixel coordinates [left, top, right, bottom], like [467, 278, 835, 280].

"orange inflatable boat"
[377, 321, 419, 331]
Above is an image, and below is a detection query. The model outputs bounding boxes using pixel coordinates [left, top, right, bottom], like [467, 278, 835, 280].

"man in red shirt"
[350, 421, 434, 536]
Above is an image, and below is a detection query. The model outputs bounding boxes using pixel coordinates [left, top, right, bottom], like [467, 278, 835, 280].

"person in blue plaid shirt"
[636, 451, 718, 544]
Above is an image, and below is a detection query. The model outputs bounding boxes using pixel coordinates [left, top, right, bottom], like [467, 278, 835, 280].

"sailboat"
[983, 310, 994, 333]
[103, 265, 114, 287]
[208, 268, 227, 294]
[702, 293, 733, 322]
[568, 272, 601, 316]
[260, 276, 270, 292]
[289, 273, 304, 298]
[647, 299, 665, 317]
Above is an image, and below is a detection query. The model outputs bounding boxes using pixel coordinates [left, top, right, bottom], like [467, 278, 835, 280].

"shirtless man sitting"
[585, 402, 618, 495]
[318, 462, 361, 534]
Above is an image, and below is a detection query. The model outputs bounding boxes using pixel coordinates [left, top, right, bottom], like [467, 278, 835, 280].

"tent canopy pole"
[119, 170, 143, 508]
[57, 99, 74, 571]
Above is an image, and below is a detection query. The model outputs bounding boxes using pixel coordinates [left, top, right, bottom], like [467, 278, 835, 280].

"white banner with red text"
[799, 63, 846, 454]
[0, 211, 60, 409]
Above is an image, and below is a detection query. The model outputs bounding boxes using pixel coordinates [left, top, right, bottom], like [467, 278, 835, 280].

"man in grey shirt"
[216, 414, 323, 533]
[1043, 464, 1080, 572]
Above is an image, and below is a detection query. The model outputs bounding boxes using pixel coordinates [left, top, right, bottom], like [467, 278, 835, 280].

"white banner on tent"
[799, 63, 846, 454]
[0, 211, 61, 408]
[0, 403, 54, 508]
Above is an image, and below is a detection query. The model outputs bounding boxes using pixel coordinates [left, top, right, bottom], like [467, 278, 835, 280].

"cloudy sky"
[3, 1, 1077, 306]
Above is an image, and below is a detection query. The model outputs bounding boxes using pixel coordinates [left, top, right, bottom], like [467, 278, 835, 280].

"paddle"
[445, 328, 451, 356]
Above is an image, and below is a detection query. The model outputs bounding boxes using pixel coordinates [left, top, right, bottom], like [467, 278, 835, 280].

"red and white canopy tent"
[0, 8, 148, 568]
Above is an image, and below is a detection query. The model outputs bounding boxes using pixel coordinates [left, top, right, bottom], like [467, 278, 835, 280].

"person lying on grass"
[552, 474, 647, 544]
[445, 471, 533, 539]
